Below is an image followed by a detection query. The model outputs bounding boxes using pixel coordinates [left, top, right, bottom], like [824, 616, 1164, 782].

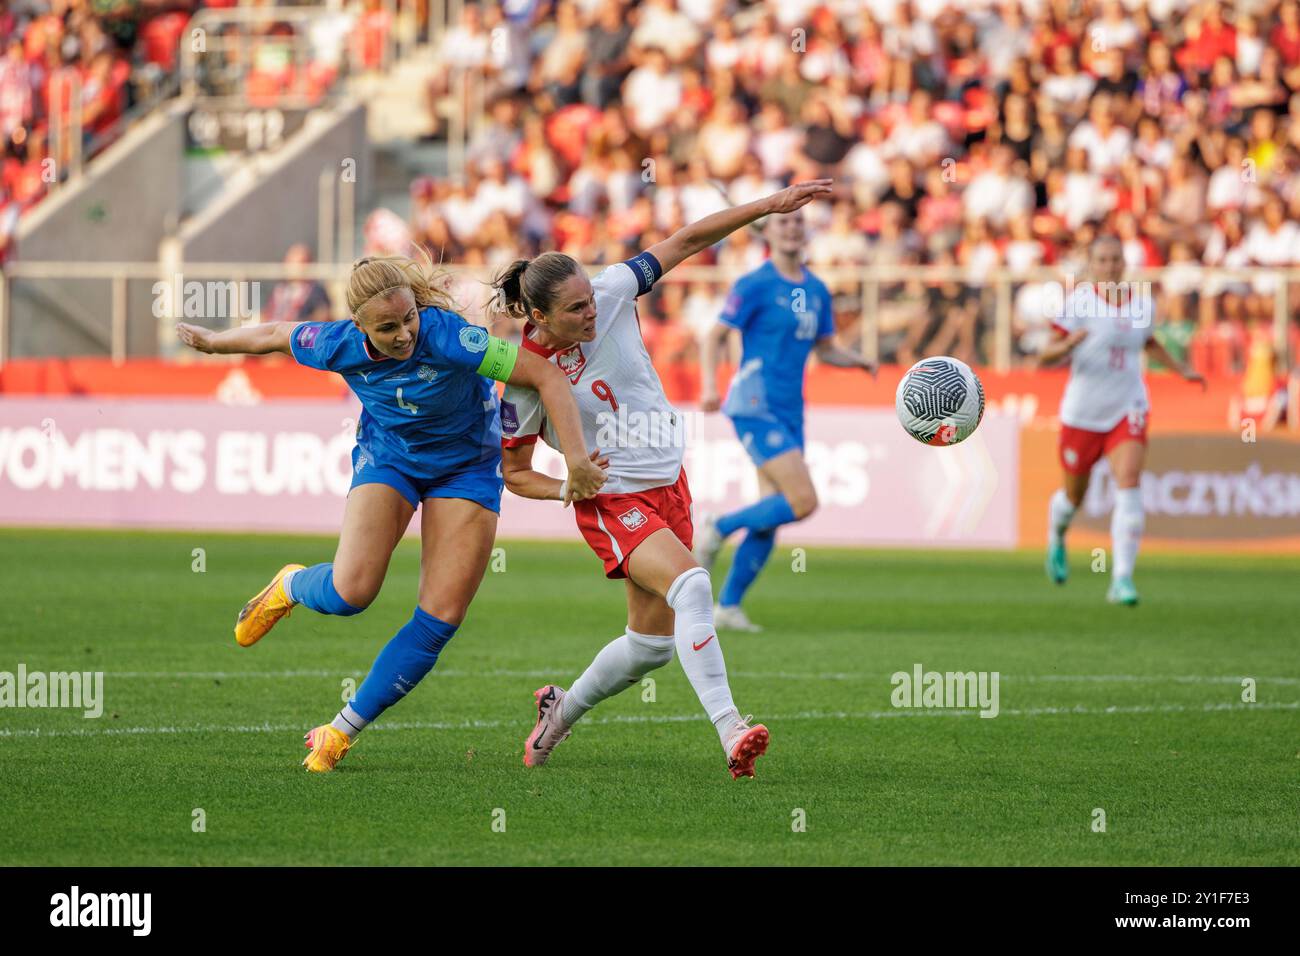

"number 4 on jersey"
[396, 387, 419, 415]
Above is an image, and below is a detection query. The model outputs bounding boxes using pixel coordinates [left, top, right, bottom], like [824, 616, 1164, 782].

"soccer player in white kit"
[494, 179, 833, 778]
[1039, 235, 1203, 605]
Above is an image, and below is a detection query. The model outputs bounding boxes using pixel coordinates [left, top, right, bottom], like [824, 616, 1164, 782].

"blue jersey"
[719, 261, 834, 430]
[290, 309, 503, 479]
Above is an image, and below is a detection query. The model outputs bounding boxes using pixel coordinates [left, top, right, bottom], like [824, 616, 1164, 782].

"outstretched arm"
[645, 179, 834, 276]
[699, 321, 732, 412]
[1038, 327, 1087, 366]
[176, 321, 297, 356]
[814, 337, 877, 375]
[1145, 335, 1206, 388]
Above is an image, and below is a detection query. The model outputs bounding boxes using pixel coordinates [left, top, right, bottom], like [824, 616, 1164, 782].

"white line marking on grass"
[100, 669, 1300, 686]
[2, 701, 1295, 741]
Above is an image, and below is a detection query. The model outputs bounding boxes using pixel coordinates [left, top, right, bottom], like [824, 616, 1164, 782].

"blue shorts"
[729, 415, 803, 467]
[350, 446, 503, 513]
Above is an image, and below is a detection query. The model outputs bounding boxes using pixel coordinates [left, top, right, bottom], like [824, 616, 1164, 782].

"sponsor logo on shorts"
[618, 507, 647, 531]
[459, 326, 489, 353]
[296, 324, 320, 349]
[1063, 447, 1079, 467]
[355, 453, 368, 474]
[767, 430, 784, 448]
[557, 344, 587, 383]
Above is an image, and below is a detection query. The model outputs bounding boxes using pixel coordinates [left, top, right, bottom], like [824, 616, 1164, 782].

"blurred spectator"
[262, 244, 331, 326]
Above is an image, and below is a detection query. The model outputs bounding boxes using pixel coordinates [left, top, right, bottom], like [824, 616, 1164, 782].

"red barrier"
[0, 357, 1242, 430]
[0, 357, 348, 401]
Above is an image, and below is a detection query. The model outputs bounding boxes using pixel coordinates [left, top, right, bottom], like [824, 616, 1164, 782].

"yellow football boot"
[233, 563, 305, 648]
[302, 725, 353, 773]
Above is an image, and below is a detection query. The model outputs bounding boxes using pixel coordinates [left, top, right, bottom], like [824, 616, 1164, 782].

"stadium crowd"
[0, 0, 207, 259]
[391, 0, 1300, 413]
[0, 0, 374, 261]
[0, 1, 1296, 418]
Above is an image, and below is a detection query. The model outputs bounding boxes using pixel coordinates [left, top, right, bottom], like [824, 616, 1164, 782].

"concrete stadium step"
[349, 49, 441, 143]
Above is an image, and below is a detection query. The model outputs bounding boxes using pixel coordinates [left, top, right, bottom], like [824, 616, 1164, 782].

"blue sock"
[716, 493, 797, 537]
[351, 608, 457, 722]
[719, 529, 776, 607]
[288, 563, 364, 616]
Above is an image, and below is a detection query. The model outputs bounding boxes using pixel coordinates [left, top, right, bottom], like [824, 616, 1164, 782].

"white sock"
[1111, 487, 1144, 579]
[561, 629, 675, 725]
[283, 568, 299, 603]
[331, 703, 369, 740]
[712, 707, 743, 743]
[1048, 488, 1077, 544]
[667, 566, 737, 744]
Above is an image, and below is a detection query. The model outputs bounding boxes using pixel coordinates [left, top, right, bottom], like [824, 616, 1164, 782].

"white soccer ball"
[895, 356, 985, 446]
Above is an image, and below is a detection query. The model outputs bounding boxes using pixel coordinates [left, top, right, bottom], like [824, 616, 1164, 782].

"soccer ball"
[895, 356, 985, 446]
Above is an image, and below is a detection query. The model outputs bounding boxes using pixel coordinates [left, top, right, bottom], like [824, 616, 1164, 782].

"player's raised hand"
[1182, 367, 1207, 391]
[176, 322, 217, 354]
[764, 179, 834, 215]
[563, 450, 608, 505]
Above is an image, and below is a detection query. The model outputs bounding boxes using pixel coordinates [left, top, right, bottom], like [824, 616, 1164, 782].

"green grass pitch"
[0, 527, 1296, 866]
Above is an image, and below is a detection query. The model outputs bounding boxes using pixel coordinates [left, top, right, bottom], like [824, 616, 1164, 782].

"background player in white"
[494, 179, 833, 778]
[1039, 235, 1204, 605]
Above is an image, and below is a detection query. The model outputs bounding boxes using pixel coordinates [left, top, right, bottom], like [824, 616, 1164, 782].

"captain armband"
[476, 336, 519, 382]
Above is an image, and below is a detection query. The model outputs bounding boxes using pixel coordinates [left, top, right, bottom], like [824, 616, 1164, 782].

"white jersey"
[501, 259, 684, 495]
[1053, 282, 1155, 432]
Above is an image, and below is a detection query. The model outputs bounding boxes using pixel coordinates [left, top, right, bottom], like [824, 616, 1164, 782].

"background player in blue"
[695, 210, 875, 632]
[176, 252, 605, 771]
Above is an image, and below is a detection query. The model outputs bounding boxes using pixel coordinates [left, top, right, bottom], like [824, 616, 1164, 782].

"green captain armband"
[476, 335, 519, 382]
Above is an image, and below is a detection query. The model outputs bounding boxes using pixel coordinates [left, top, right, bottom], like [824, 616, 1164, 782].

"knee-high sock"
[286, 563, 364, 616]
[1111, 487, 1144, 579]
[1048, 489, 1077, 545]
[718, 528, 776, 608]
[716, 493, 797, 537]
[560, 629, 675, 725]
[350, 608, 456, 723]
[667, 567, 737, 736]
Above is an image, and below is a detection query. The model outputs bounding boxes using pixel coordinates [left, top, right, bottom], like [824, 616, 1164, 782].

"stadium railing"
[0, 262, 1295, 373]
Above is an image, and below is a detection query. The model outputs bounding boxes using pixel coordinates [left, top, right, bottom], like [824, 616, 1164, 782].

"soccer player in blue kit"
[696, 209, 875, 632]
[176, 252, 606, 771]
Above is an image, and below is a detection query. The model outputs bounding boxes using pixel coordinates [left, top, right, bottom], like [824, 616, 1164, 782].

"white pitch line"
[1, 700, 1295, 741]
[95, 669, 1300, 686]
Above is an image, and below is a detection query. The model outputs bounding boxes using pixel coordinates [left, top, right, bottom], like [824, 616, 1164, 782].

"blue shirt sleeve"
[289, 320, 350, 371]
[719, 277, 758, 332]
[426, 308, 494, 372]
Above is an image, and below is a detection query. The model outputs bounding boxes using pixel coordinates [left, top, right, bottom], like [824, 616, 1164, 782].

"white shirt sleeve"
[500, 383, 546, 445]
